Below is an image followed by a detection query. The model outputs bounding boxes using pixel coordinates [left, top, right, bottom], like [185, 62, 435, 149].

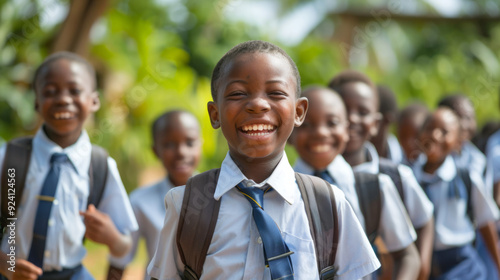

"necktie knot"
[237, 180, 271, 209]
[314, 169, 336, 185]
[51, 153, 68, 164]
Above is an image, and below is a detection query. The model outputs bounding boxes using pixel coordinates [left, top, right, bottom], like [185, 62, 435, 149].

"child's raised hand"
[80, 204, 132, 257]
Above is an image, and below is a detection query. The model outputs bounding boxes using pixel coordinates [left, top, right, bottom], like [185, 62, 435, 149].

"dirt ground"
[83, 240, 148, 280]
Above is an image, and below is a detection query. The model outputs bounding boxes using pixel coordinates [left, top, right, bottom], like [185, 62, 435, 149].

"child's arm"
[390, 243, 421, 280]
[479, 221, 500, 275]
[80, 204, 132, 257]
[0, 253, 42, 280]
[106, 265, 124, 280]
[415, 217, 434, 280]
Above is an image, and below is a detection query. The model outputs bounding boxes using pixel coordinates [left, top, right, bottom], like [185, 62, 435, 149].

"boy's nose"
[55, 91, 72, 105]
[313, 125, 329, 138]
[348, 112, 361, 124]
[246, 96, 271, 113]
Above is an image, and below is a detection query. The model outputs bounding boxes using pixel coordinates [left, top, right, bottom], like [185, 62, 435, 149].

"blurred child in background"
[396, 103, 429, 168]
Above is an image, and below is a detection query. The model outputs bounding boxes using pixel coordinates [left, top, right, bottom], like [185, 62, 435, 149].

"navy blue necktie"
[314, 170, 336, 185]
[28, 153, 68, 268]
[237, 181, 294, 280]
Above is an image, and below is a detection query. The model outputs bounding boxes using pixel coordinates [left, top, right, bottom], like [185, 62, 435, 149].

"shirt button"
[257, 237, 262, 244]
[48, 219, 55, 227]
[53, 199, 59, 205]
[246, 181, 254, 187]
[45, 251, 50, 258]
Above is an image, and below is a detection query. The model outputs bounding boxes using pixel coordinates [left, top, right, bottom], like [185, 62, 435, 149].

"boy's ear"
[207, 101, 220, 129]
[369, 112, 383, 137]
[294, 97, 308, 127]
[91, 91, 101, 112]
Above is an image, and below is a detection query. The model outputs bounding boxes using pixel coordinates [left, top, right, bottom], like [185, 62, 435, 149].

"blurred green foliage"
[1, 0, 499, 191]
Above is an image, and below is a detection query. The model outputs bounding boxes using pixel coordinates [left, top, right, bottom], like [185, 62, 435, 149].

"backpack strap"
[1, 137, 32, 229]
[353, 172, 381, 244]
[456, 167, 473, 225]
[295, 173, 338, 280]
[177, 168, 221, 280]
[87, 145, 109, 208]
[378, 158, 404, 201]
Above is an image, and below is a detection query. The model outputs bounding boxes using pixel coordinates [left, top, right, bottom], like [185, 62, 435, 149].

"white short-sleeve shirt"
[0, 128, 138, 271]
[109, 178, 174, 280]
[412, 155, 499, 250]
[353, 143, 434, 229]
[386, 134, 404, 165]
[485, 130, 500, 194]
[148, 152, 380, 280]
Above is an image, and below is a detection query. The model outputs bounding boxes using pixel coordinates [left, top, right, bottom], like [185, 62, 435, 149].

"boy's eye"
[43, 88, 57, 96]
[268, 91, 287, 98]
[70, 88, 82, 95]
[326, 119, 339, 127]
[226, 91, 246, 99]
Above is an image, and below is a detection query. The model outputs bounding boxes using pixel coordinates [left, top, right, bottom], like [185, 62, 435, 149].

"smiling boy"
[148, 41, 379, 280]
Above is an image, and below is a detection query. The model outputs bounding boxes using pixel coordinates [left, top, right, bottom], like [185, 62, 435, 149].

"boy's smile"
[35, 59, 99, 147]
[290, 88, 349, 170]
[419, 108, 460, 165]
[339, 82, 380, 155]
[208, 52, 307, 165]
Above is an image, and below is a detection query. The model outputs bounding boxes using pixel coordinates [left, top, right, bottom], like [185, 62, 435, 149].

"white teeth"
[311, 145, 330, 153]
[54, 112, 74, 120]
[242, 124, 275, 132]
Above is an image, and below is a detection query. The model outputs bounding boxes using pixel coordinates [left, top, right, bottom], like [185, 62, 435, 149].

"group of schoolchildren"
[1, 40, 500, 280]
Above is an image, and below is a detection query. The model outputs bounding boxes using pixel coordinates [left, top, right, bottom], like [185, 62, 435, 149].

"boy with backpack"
[0, 52, 138, 280]
[413, 107, 500, 279]
[147, 41, 380, 280]
[328, 71, 435, 280]
[289, 86, 421, 279]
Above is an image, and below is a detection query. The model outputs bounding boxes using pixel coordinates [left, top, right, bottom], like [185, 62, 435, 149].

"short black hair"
[211, 40, 301, 100]
[151, 110, 199, 141]
[437, 93, 470, 112]
[377, 85, 398, 115]
[328, 70, 378, 108]
[33, 51, 97, 91]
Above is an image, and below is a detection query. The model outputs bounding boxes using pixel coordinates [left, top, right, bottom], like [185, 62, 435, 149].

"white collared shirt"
[0, 128, 138, 271]
[412, 155, 499, 250]
[453, 141, 486, 183]
[294, 155, 417, 252]
[354, 143, 434, 229]
[109, 178, 174, 280]
[386, 134, 404, 165]
[148, 152, 380, 280]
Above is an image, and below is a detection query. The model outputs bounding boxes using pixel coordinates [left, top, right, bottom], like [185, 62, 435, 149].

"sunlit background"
[1, 0, 500, 277]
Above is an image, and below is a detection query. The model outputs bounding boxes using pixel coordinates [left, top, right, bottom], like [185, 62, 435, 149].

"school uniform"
[0, 128, 138, 277]
[386, 134, 404, 165]
[148, 152, 380, 280]
[453, 141, 486, 182]
[354, 143, 434, 229]
[412, 155, 500, 279]
[294, 155, 417, 253]
[109, 178, 173, 280]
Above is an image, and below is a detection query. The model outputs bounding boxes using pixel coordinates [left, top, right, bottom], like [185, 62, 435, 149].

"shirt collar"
[33, 126, 92, 176]
[414, 154, 456, 183]
[214, 152, 297, 205]
[352, 142, 379, 174]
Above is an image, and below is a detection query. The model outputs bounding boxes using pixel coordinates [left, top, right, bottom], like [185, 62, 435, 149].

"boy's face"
[339, 82, 381, 155]
[35, 59, 99, 141]
[290, 89, 349, 170]
[207, 52, 307, 163]
[153, 113, 202, 187]
[453, 99, 476, 143]
[418, 109, 460, 164]
[397, 118, 423, 162]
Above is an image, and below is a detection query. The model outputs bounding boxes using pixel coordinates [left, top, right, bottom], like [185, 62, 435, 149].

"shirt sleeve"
[397, 164, 434, 228]
[332, 187, 381, 280]
[147, 187, 184, 280]
[96, 157, 138, 234]
[490, 145, 500, 184]
[108, 197, 141, 268]
[378, 174, 417, 252]
[471, 171, 500, 227]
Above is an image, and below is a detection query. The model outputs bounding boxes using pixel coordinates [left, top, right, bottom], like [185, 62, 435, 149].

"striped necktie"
[314, 170, 336, 185]
[28, 153, 68, 268]
[237, 180, 294, 280]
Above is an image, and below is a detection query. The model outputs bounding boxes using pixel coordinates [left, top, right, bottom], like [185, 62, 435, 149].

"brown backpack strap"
[177, 168, 221, 280]
[353, 172, 381, 244]
[295, 172, 338, 280]
[1, 137, 33, 229]
[88, 145, 109, 209]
